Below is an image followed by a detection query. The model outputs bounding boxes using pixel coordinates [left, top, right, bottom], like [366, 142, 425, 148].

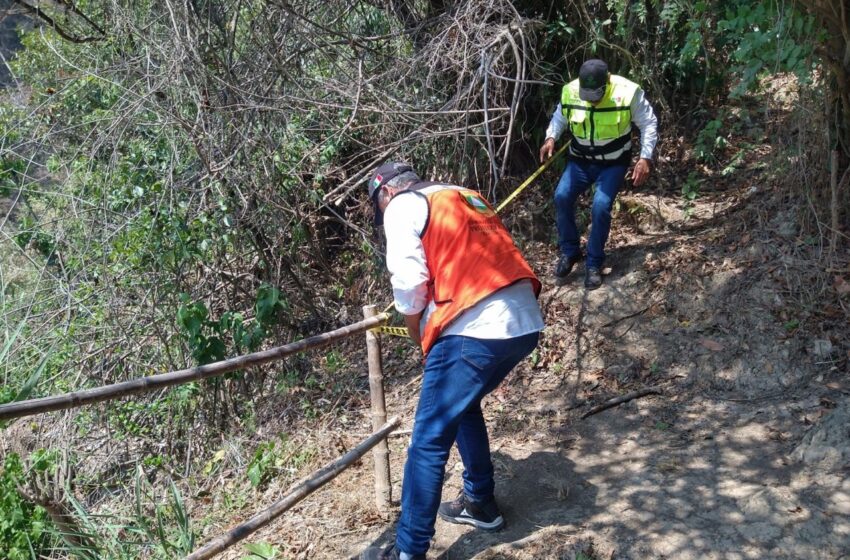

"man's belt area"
[569, 133, 631, 157]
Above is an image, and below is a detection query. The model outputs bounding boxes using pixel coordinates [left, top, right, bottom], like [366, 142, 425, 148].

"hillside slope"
[213, 141, 850, 559]
[6, 105, 847, 560]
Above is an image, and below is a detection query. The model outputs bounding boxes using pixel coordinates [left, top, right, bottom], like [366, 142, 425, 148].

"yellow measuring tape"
[494, 142, 570, 213]
[375, 325, 411, 337]
[375, 143, 570, 339]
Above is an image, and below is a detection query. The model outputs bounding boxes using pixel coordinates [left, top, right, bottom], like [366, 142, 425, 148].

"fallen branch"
[184, 416, 400, 560]
[599, 302, 657, 328]
[581, 387, 662, 419]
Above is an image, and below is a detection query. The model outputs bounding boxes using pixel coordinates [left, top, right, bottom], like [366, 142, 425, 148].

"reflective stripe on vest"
[561, 75, 639, 160]
[418, 188, 541, 355]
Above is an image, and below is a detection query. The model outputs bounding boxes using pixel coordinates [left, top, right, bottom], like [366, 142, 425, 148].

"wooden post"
[363, 304, 391, 510]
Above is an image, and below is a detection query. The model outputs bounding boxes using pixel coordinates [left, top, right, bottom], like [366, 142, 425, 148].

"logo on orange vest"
[462, 192, 495, 216]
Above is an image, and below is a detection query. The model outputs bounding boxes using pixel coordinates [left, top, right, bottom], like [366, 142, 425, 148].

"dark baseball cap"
[368, 161, 414, 225]
[578, 59, 609, 102]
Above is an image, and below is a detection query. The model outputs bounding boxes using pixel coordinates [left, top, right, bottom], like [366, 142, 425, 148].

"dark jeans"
[554, 159, 628, 269]
[394, 331, 540, 556]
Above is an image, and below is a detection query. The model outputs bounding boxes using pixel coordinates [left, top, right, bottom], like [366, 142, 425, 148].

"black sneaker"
[554, 253, 583, 279]
[584, 266, 602, 290]
[438, 493, 505, 532]
[359, 544, 424, 560]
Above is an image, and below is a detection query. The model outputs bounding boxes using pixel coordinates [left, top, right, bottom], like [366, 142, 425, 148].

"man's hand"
[632, 158, 651, 187]
[539, 138, 556, 163]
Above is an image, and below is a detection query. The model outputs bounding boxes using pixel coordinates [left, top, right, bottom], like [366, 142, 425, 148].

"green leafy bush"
[246, 435, 316, 489]
[241, 541, 279, 560]
[695, 117, 727, 162]
[177, 283, 287, 364]
[0, 453, 51, 560]
[718, 1, 818, 96]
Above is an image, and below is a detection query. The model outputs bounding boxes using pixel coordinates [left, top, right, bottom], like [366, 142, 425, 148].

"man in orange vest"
[359, 162, 544, 560]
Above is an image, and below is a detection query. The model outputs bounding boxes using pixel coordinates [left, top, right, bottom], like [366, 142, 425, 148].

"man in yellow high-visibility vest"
[540, 59, 658, 289]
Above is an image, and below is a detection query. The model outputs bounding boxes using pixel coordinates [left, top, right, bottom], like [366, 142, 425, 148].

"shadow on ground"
[354, 451, 592, 560]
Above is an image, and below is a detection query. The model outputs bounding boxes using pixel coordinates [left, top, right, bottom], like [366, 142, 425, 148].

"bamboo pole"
[184, 416, 400, 560]
[363, 305, 391, 510]
[0, 314, 390, 421]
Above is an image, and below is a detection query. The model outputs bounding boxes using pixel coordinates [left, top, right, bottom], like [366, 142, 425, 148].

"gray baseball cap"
[368, 162, 415, 225]
[578, 59, 609, 102]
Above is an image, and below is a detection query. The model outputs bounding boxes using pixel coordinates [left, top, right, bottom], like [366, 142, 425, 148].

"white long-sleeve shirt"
[383, 184, 544, 340]
[545, 87, 658, 161]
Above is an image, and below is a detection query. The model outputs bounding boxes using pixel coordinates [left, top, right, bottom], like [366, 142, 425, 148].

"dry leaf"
[820, 397, 837, 409]
[823, 306, 843, 318]
[834, 276, 850, 296]
[699, 338, 724, 352]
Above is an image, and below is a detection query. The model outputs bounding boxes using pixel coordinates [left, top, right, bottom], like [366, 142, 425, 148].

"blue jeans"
[554, 159, 628, 269]
[395, 331, 540, 556]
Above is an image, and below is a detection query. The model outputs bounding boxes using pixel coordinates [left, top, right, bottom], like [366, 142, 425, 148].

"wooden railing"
[0, 313, 389, 420]
[0, 307, 400, 558]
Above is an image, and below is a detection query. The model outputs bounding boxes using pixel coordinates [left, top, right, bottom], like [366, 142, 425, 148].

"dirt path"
[425, 392, 849, 559]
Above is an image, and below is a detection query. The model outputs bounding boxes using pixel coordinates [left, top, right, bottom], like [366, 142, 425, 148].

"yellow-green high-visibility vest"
[561, 74, 639, 160]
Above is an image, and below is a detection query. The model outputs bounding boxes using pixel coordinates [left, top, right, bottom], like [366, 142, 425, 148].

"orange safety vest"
[418, 187, 541, 355]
